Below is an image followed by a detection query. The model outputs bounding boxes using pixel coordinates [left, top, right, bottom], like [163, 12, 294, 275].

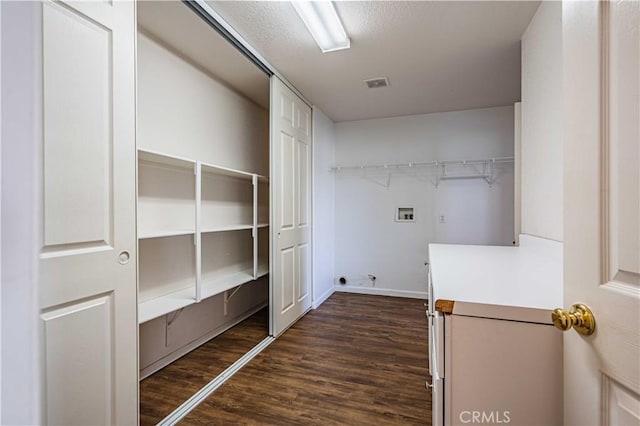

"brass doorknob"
[551, 303, 596, 335]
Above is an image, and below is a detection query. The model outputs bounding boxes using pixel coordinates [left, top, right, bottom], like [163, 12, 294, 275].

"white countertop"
[428, 235, 563, 310]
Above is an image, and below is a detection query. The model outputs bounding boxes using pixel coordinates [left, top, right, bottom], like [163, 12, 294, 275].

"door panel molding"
[600, 0, 640, 288]
[601, 374, 640, 425]
[297, 243, 310, 302]
[279, 132, 295, 230]
[280, 246, 295, 313]
[42, 0, 115, 254]
[41, 293, 114, 425]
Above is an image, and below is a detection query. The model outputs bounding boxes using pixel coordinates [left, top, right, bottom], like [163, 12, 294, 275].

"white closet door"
[38, 1, 137, 424]
[270, 77, 312, 337]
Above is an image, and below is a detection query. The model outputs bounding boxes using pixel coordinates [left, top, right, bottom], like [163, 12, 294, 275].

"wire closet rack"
[330, 157, 515, 188]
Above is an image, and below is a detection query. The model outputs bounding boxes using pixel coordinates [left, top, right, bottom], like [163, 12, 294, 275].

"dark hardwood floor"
[140, 308, 269, 425]
[180, 293, 430, 425]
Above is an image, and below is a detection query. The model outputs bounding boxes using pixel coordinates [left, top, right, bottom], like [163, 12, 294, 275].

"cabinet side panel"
[448, 315, 562, 425]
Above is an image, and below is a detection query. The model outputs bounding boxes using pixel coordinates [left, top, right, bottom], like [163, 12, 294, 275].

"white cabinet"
[137, 148, 269, 324]
[428, 235, 563, 426]
[427, 268, 445, 426]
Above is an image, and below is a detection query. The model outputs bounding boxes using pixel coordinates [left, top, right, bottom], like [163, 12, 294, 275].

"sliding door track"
[156, 336, 275, 426]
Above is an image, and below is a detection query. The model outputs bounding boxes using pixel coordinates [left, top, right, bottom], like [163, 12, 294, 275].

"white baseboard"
[312, 286, 335, 309]
[139, 302, 268, 380]
[334, 285, 428, 300]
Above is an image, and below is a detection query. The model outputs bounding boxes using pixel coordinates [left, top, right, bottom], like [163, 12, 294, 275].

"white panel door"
[270, 77, 312, 337]
[563, 1, 640, 424]
[38, 1, 137, 424]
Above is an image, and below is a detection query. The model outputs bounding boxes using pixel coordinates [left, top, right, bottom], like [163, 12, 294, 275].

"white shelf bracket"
[224, 285, 244, 315]
[167, 308, 184, 327]
[359, 164, 392, 188]
[165, 308, 185, 347]
[434, 163, 446, 189]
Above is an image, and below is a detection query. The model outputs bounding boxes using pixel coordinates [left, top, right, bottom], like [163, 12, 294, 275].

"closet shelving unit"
[137, 148, 269, 324]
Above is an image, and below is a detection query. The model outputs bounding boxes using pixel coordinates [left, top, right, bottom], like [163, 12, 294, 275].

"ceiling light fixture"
[291, 1, 350, 53]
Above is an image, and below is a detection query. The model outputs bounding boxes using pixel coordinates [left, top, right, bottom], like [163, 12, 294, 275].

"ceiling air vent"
[364, 77, 389, 89]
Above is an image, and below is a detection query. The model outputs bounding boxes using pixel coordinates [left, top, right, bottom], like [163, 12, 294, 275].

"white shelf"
[201, 224, 253, 234]
[137, 149, 270, 324]
[331, 157, 514, 171]
[138, 229, 195, 239]
[331, 156, 514, 188]
[201, 164, 254, 229]
[139, 287, 195, 324]
[256, 263, 269, 278]
[201, 161, 253, 180]
[138, 148, 196, 169]
[138, 150, 196, 234]
[138, 267, 263, 323]
[200, 269, 255, 300]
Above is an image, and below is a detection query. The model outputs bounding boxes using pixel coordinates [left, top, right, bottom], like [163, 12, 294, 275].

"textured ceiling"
[207, 1, 540, 122]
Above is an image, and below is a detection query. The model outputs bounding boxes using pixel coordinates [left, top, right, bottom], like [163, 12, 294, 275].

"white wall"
[334, 106, 515, 297]
[137, 32, 269, 176]
[137, 32, 269, 373]
[521, 1, 563, 242]
[1, 2, 42, 423]
[312, 107, 336, 308]
[1, 3, 3, 418]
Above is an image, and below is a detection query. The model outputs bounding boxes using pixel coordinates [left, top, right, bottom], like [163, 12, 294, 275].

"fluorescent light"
[292, 1, 350, 53]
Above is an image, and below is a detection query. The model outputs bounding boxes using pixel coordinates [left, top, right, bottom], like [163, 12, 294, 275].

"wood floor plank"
[180, 293, 430, 425]
[139, 308, 268, 426]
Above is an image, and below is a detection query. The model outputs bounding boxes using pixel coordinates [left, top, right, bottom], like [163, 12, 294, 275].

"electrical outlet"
[439, 214, 446, 223]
